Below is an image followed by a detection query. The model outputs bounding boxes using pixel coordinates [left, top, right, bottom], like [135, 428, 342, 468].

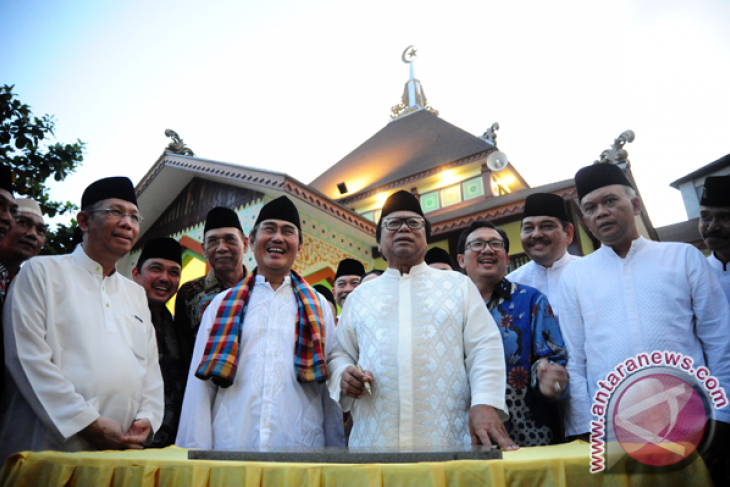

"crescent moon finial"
[402, 45, 418, 64]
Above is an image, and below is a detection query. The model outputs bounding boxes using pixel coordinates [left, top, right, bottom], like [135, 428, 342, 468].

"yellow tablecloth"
[0, 442, 712, 487]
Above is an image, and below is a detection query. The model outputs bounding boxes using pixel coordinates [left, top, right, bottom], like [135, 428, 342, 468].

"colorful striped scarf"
[195, 267, 328, 387]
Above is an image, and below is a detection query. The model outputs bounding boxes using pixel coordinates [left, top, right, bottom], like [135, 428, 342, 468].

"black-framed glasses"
[88, 208, 143, 224]
[382, 217, 425, 231]
[465, 240, 505, 252]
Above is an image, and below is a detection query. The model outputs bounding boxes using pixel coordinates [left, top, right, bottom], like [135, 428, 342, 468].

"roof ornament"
[390, 45, 439, 121]
[480, 122, 500, 147]
[164, 129, 195, 156]
[594, 130, 635, 166]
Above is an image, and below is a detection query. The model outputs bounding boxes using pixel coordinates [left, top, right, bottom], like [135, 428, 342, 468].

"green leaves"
[0, 84, 85, 255]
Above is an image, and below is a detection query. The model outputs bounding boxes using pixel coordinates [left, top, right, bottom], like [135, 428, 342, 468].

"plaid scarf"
[195, 267, 328, 388]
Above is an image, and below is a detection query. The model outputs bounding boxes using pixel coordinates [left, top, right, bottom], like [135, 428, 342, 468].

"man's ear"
[457, 254, 466, 270]
[77, 211, 90, 233]
[565, 223, 575, 245]
[132, 266, 139, 280]
[631, 197, 642, 216]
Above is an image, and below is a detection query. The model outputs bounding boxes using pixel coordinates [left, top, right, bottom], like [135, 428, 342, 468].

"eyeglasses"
[382, 217, 425, 231]
[88, 208, 143, 224]
[465, 240, 505, 252]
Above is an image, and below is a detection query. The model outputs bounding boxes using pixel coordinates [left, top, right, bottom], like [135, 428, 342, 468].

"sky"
[2, 0, 729, 229]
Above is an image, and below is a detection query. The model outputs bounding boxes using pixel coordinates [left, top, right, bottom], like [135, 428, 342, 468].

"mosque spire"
[390, 45, 439, 121]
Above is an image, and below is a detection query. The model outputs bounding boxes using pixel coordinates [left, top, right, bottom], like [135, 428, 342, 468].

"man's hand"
[469, 404, 519, 451]
[124, 419, 152, 447]
[341, 365, 372, 399]
[537, 359, 569, 399]
[79, 416, 144, 450]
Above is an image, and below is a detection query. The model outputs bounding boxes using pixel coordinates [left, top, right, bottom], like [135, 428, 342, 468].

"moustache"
[703, 231, 729, 240]
[529, 238, 552, 246]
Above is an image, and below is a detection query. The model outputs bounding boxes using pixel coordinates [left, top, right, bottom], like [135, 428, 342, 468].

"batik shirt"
[486, 278, 568, 446]
[174, 266, 247, 366]
[149, 307, 187, 448]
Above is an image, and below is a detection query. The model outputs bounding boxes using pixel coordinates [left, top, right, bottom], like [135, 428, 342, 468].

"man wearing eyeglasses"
[175, 207, 248, 364]
[506, 193, 580, 320]
[327, 190, 514, 450]
[0, 199, 47, 280]
[0, 176, 163, 459]
[457, 221, 569, 446]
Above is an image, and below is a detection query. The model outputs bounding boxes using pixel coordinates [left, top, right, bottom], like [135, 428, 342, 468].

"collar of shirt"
[382, 261, 430, 279]
[203, 266, 248, 293]
[538, 249, 573, 271]
[486, 277, 513, 310]
[254, 274, 292, 292]
[73, 244, 115, 277]
[598, 235, 648, 261]
[709, 253, 729, 272]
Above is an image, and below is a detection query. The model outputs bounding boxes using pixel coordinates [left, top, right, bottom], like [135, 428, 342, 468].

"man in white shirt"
[327, 190, 514, 450]
[0, 177, 164, 459]
[698, 175, 730, 302]
[176, 196, 343, 450]
[507, 193, 579, 319]
[559, 164, 730, 482]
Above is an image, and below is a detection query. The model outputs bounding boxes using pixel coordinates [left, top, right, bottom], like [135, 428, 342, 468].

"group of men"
[0, 162, 728, 481]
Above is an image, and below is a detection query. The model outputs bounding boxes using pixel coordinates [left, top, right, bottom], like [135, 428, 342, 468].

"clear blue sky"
[2, 0, 729, 228]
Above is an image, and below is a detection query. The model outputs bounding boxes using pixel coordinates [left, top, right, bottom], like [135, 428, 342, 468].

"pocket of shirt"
[116, 315, 148, 362]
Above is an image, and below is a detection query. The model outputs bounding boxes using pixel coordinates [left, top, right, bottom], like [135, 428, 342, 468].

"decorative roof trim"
[431, 187, 578, 236]
[338, 148, 493, 205]
[136, 153, 376, 237]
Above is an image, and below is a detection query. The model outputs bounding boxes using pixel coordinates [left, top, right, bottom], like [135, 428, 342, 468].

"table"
[0, 441, 712, 487]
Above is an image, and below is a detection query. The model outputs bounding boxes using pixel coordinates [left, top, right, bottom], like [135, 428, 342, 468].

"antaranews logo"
[589, 351, 726, 473]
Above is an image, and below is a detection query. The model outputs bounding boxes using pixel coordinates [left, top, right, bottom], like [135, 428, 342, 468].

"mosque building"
[123, 48, 657, 305]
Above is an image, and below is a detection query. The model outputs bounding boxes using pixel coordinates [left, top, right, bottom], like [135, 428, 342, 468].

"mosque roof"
[309, 109, 495, 200]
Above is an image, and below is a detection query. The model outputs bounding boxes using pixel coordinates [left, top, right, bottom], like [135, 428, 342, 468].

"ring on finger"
[553, 381, 562, 394]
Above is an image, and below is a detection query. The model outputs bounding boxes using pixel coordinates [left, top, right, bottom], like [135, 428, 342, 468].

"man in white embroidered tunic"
[176, 196, 343, 450]
[559, 164, 730, 482]
[0, 177, 164, 460]
[507, 193, 580, 319]
[327, 191, 515, 450]
[698, 175, 730, 302]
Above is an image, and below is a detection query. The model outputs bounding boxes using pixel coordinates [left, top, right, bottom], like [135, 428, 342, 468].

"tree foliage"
[0, 84, 85, 254]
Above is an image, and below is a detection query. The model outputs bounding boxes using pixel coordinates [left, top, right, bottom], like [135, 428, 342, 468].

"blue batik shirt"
[486, 278, 568, 446]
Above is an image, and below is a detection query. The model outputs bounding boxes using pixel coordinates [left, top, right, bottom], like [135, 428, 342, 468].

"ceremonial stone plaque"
[188, 446, 502, 463]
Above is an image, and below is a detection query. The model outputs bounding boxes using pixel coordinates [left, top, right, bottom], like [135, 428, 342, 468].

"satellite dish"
[486, 150, 509, 172]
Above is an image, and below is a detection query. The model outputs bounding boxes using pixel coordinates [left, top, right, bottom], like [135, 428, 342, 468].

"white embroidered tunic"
[506, 251, 580, 320]
[176, 275, 340, 450]
[559, 237, 730, 435]
[327, 262, 507, 449]
[0, 246, 163, 459]
[707, 253, 730, 303]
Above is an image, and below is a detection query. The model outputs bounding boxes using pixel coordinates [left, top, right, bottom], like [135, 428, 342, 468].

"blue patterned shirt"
[486, 278, 568, 446]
